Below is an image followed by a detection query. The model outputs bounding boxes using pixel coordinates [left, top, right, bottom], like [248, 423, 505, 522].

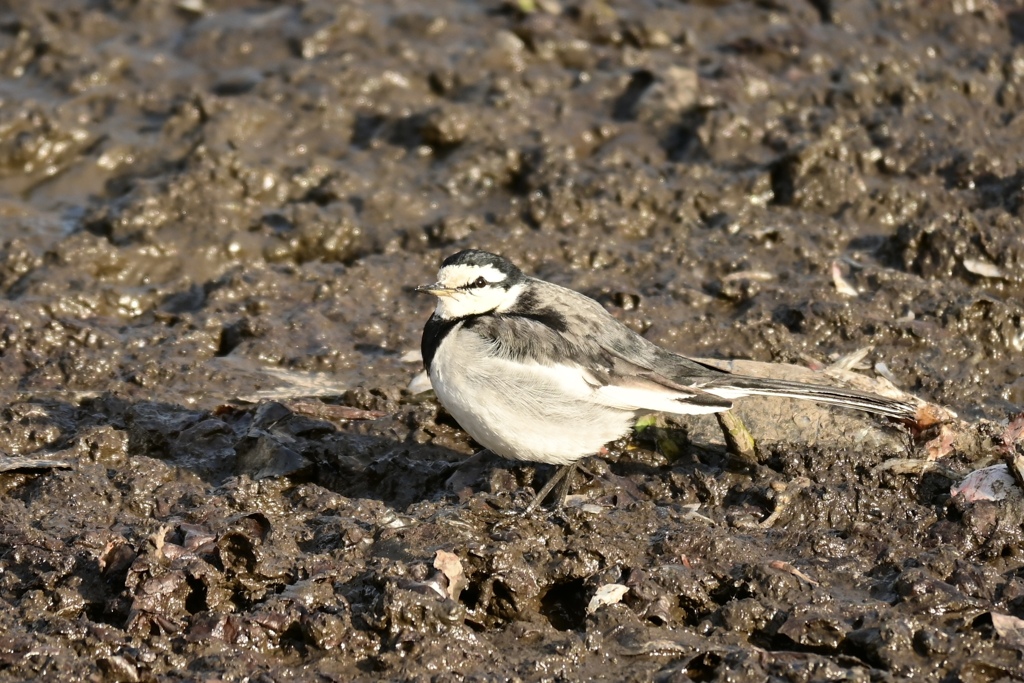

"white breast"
[428, 325, 636, 465]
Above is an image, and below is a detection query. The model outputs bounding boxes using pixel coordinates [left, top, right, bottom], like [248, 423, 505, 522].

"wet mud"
[1, 0, 1024, 680]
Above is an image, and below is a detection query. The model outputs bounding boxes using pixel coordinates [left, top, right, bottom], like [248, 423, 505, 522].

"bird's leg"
[523, 464, 575, 515]
[552, 462, 579, 509]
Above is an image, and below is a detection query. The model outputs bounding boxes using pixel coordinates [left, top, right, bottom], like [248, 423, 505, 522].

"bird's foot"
[522, 463, 579, 515]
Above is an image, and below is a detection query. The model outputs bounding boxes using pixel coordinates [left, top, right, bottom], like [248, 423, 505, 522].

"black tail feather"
[708, 376, 918, 420]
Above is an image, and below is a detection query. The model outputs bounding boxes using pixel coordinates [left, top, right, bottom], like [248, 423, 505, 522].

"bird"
[417, 249, 918, 513]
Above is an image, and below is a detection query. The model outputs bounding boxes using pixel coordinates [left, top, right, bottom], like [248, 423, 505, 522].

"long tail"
[701, 376, 918, 420]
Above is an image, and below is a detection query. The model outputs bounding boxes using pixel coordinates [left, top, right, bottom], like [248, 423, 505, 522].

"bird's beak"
[415, 283, 456, 298]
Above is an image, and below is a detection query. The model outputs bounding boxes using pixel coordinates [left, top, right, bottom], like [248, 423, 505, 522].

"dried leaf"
[991, 612, 1024, 642]
[963, 258, 1003, 279]
[874, 458, 957, 479]
[408, 371, 433, 395]
[831, 261, 858, 297]
[926, 424, 957, 461]
[0, 457, 72, 472]
[210, 357, 352, 402]
[285, 400, 386, 422]
[769, 560, 819, 586]
[1002, 413, 1024, 452]
[150, 524, 173, 559]
[951, 465, 1018, 502]
[401, 350, 423, 363]
[873, 361, 899, 385]
[721, 270, 773, 283]
[433, 550, 467, 600]
[587, 583, 629, 614]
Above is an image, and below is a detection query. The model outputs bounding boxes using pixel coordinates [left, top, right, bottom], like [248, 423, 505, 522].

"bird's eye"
[472, 276, 487, 288]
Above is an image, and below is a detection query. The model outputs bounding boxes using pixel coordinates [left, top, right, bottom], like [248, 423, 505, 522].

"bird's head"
[417, 249, 525, 319]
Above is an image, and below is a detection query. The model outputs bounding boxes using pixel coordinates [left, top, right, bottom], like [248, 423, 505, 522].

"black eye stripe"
[459, 276, 488, 290]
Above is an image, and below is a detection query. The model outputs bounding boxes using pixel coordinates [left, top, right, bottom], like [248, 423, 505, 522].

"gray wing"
[464, 280, 733, 412]
[512, 279, 731, 380]
[478, 279, 916, 420]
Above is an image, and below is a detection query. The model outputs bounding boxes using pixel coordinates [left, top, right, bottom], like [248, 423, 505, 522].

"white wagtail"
[417, 249, 918, 512]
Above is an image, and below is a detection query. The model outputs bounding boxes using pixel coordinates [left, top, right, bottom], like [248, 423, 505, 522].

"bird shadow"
[0, 391, 909, 518]
[0, 392, 473, 514]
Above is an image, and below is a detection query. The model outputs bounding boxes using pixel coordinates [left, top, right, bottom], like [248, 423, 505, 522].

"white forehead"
[437, 263, 508, 287]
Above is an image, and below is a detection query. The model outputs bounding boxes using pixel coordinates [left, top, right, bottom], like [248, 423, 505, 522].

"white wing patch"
[591, 377, 731, 415]
[509, 359, 730, 416]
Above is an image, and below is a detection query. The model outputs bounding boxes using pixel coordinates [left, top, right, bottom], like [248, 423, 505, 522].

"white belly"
[429, 330, 635, 466]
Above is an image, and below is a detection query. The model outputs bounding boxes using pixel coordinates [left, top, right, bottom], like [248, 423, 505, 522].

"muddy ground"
[1, 0, 1023, 680]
